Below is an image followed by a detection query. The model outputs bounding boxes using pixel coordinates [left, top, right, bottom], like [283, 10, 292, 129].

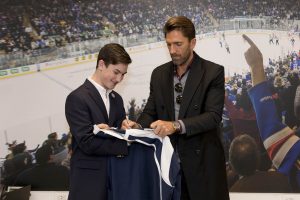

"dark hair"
[48, 132, 57, 139]
[229, 134, 259, 176]
[96, 43, 132, 69]
[163, 16, 195, 41]
[12, 142, 26, 156]
[35, 144, 53, 164]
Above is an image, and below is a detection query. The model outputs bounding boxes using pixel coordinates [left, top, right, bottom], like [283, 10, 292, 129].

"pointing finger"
[242, 34, 257, 49]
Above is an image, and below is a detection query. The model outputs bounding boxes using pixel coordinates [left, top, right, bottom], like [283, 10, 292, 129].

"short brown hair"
[229, 134, 259, 176]
[163, 16, 195, 41]
[96, 43, 132, 68]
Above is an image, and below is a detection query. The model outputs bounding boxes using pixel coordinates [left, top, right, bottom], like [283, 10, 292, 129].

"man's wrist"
[172, 121, 181, 133]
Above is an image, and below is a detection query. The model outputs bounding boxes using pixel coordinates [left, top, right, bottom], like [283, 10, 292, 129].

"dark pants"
[180, 169, 191, 200]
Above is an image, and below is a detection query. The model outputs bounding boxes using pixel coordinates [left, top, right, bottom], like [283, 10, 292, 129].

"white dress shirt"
[88, 77, 112, 134]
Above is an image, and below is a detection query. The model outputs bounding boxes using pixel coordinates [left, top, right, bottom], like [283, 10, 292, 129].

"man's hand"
[243, 34, 266, 86]
[97, 123, 110, 129]
[150, 120, 176, 137]
[121, 119, 141, 130]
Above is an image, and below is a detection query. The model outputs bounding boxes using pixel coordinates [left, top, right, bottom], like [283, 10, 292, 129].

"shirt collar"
[88, 77, 112, 96]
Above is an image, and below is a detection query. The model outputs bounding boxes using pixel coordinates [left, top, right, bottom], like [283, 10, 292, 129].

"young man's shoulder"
[67, 82, 87, 97]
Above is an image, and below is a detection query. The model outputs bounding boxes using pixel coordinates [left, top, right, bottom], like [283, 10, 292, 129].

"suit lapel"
[161, 63, 175, 120]
[179, 55, 205, 118]
[84, 79, 109, 122]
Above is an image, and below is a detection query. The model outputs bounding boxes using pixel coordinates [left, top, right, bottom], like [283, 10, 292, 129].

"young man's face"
[165, 30, 196, 67]
[97, 60, 128, 90]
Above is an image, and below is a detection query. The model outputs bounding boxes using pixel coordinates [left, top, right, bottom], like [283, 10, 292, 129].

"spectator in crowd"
[61, 132, 73, 169]
[229, 134, 292, 192]
[42, 132, 68, 165]
[42, 132, 59, 149]
[5, 141, 26, 160]
[1, 148, 32, 186]
[224, 87, 259, 142]
[5, 141, 17, 159]
[294, 85, 300, 121]
[15, 144, 69, 191]
[61, 144, 72, 170]
[137, 16, 229, 200]
[279, 72, 300, 128]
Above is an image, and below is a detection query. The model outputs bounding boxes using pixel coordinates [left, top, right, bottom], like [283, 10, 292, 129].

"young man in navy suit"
[65, 43, 137, 200]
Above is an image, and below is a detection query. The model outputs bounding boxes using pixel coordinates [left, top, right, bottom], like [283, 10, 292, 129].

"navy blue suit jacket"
[65, 79, 128, 200]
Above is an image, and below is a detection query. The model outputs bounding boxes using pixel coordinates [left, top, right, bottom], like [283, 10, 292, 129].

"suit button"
[194, 104, 199, 110]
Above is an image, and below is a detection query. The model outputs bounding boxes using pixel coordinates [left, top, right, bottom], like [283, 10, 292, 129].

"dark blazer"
[138, 53, 229, 200]
[65, 79, 128, 200]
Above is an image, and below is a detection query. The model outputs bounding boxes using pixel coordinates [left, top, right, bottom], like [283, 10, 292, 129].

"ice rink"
[0, 30, 299, 158]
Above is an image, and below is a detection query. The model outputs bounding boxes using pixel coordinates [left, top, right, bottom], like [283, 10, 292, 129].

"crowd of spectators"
[223, 49, 300, 191]
[0, 132, 71, 191]
[206, 0, 300, 21]
[0, 0, 299, 54]
[0, 6, 32, 53]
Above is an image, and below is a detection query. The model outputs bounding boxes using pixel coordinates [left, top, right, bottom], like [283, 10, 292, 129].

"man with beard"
[137, 16, 229, 200]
